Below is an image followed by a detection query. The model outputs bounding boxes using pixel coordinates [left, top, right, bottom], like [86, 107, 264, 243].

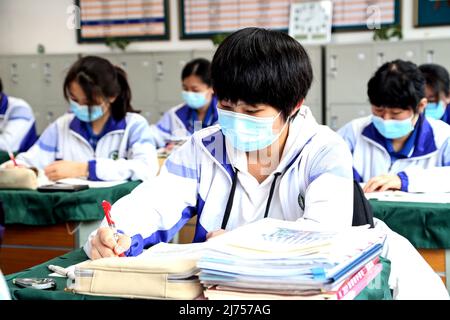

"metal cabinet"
[373, 41, 422, 68]
[152, 52, 191, 114]
[326, 44, 374, 129]
[422, 40, 450, 71]
[192, 50, 215, 61]
[304, 46, 323, 123]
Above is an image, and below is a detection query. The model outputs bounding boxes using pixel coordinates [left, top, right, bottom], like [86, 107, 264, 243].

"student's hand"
[90, 227, 131, 260]
[206, 229, 227, 240]
[44, 160, 88, 181]
[363, 175, 401, 193]
[1, 161, 27, 169]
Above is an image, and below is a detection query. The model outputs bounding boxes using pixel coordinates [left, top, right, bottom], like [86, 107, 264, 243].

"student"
[339, 60, 450, 194]
[3, 56, 158, 181]
[85, 30, 448, 299]
[419, 63, 450, 124]
[149, 58, 218, 148]
[0, 77, 38, 154]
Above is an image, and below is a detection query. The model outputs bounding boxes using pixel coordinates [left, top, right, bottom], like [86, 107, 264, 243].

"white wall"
[0, 0, 449, 55]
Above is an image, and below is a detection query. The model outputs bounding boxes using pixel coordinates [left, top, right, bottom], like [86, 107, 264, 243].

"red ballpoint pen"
[102, 200, 125, 257]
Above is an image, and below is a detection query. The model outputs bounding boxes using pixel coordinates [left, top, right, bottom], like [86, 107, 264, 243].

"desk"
[0, 181, 141, 274]
[4, 248, 392, 300]
[370, 200, 450, 291]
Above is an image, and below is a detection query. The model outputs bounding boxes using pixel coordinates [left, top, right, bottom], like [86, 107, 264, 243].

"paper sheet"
[364, 190, 450, 203]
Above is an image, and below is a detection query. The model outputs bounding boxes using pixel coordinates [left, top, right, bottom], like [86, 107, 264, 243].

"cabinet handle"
[156, 61, 163, 81]
[44, 62, 51, 84]
[376, 52, 384, 67]
[10, 63, 18, 85]
[329, 55, 337, 78]
[426, 50, 434, 63]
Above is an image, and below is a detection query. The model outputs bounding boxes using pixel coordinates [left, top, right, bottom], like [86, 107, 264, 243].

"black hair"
[368, 60, 425, 112]
[0, 77, 3, 93]
[63, 56, 137, 120]
[181, 58, 211, 86]
[419, 63, 450, 100]
[211, 27, 313, 121]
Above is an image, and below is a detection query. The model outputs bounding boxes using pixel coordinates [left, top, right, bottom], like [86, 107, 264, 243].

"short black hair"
[368, 60, 425, 112]
[211, 27, 313, 121]
[419, 63, 450, 99]
[182, 58, 211, 86]
[64, 56, 137, 121]
[0, 77, 3, 93]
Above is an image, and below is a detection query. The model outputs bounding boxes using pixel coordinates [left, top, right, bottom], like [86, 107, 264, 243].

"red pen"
[8, 152, 17, 167]
[101, 200, 125, 257]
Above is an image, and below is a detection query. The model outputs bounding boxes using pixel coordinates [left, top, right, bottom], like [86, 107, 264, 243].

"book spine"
[336, 257, 380, 300]
[337, 261, 382, 300]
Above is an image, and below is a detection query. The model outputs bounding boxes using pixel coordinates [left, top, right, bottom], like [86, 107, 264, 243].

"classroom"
[1, 0, 450, 305]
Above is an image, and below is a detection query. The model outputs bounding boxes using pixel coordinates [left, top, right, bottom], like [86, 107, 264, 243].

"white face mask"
[218, 108, 287, 152]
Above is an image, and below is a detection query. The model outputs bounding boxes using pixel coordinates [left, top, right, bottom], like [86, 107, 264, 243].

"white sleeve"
[149, 111, 175, 148]
[302, 137, 354, 228]
[14, 122, 58, 169]
[0, 104, 36, 152]
[401, 138, 450, 192]
[337, 121, 356, 153]
[90, 119, 159, 181]
[84, 138, 200, 258]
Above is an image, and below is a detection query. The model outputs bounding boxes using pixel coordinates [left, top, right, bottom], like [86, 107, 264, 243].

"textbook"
[198, 218, 386, 297]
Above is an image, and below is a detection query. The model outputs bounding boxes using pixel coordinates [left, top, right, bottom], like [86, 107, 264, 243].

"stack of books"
[198, 218, 386, 300]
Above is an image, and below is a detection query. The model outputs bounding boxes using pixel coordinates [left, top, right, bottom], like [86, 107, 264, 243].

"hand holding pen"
[101, 200, 126, 257]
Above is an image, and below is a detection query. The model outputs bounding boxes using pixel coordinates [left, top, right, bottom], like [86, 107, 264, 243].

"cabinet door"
[153, 52, 191, 110]
[422, 40, 450, 71]
[305, 46, 323, 123]
[113, 54, 157, 119]
[3, 56, 42, 108]
[40, 55, 78, 108]
[0, 58, 7, 92]
[328, 103, 372, 131]
[326, 45, 374, 105]
[373, 41, 422, 68]
[192, 50, 215, 61]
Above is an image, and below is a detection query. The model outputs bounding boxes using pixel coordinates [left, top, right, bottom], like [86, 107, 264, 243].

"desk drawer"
[0, 247, 70, 275]
[3, 223, 75, 247]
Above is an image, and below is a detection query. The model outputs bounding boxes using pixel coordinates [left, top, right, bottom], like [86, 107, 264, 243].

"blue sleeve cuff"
[88, 160, 103, 181]
[397, 171, 409, 192]
[124, 234, 144, 257]
[352, 167, 363, 183]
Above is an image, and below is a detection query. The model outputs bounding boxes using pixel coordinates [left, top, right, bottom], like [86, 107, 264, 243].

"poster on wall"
[180, 0, 400, 39]
[415, 0, 450, 27]
[76, 0, 170, 43]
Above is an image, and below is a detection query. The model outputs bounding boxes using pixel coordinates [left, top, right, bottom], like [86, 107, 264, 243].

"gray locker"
[304, 46, 323, 123]
[326, 44, 374, 128]
[422, 39, 450, 71]
[373, 41, 422, 67]
[40, 55, 77, 108]
[2, 56, 42, 108]
[326, 44, 374, 104]
[152, 52, 191, 112]
[112, 53, 158, 123]
[0, 57, 7, 92]
[192, 50, 215, 61]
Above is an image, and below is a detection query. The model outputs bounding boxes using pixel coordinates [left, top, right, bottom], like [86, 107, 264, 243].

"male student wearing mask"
[86, 30, 448, 299]
[339, 60, 450, 193]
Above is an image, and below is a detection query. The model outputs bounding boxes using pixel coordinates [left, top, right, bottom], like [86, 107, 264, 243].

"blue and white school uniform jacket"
[439, 103, 450, 125]
[0, 95, 38, 153]
[15, 112, 159, 181]
[84, 106, 354, 257]
[338, 114, 450, 193]
[149, 96, 218, 148]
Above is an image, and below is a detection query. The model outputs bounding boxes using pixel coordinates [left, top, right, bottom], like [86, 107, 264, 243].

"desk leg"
[75, 221, 102, 248]
[446, 249, 450, 294]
